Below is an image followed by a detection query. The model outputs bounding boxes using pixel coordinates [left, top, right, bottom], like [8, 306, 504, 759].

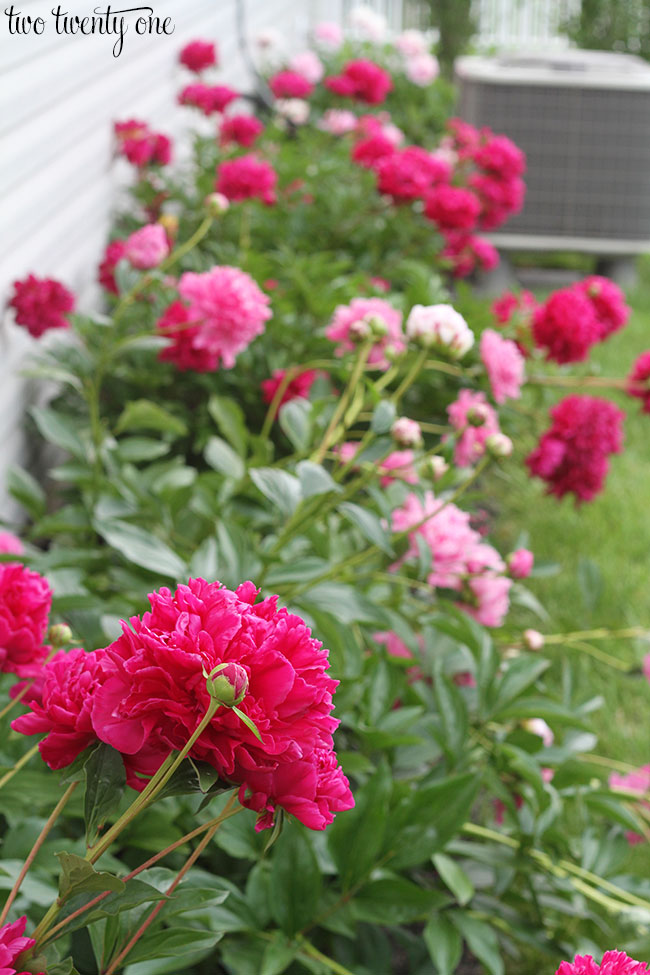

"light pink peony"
[524, 629, 545, 651]
[395, 29, 429, 57]
[447, 390, 500, 467]
[405, 53, 439, 86]
[0, 563, 51, 677]
[289, 50, 324, 84]
[0, 915, 42, 975]
[507, 548, 534, 579]
[320, 109, 358, 135]
[124, 224, 170, 270]
[480, 328, 525, 404]
[609, 765, 650, 845]
[391, 417, 422, 448]
[157, 267, 271, 371]
[0, 532, 23, 556]
[325, 297, 405, 369]
[406, 304, 474, 358]
[313, 21, 344, 50]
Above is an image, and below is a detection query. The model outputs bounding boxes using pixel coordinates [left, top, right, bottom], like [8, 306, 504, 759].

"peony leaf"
[56, 852, 124, 904]
[95, 519, 187, 579]
[83, 742, 126, 846]
[423, 915, 462, 975]
[232, 706, 263, 742]
[115, 399, 187, 438]
[269, 825, 322, 935]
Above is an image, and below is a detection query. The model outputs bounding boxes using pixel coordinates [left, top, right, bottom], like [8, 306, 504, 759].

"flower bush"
[2, 10, 650, 975]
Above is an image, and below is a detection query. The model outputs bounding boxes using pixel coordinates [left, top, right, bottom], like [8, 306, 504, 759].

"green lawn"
[492, 256, 650, 765]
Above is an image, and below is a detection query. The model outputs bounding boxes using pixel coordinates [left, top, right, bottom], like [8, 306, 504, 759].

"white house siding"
[0, 0, 356, 519]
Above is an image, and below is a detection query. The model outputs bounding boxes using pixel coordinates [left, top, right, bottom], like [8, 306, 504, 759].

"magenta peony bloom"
[157, 266, 271, 372]
[88, 579, 353, 829]
[471, 172, 526, 229]
[0, 533, 23, 557]
[480, 328, 525, 404]
[447, 389, 500, 467]
[376, 146, 450, 201]
[473, 134, 526, 179]
[492, 289, 537, 326]
[0, 915, 42, 975]
[269, 70, 314, 99]
[627, 351, 650, 414]
[507, 548, 534, 579]
[325, 59, 393, 105]
[424, 184, 481, 232]
[609, 765, 650, 845]
[114, 119, 172, 167]
[0, 563, 51, 677]
[578, 275, 629, 340]
[351, 133, 396, 169]
[178, 83, 239, 115]
[124, 224, 170, 270]
[179, 39, 218, 73]
[9, 274, 75, 338]
[261, 368, 320, 411]
[532, 287, 602, 364]
[98, 239, 127, 294]
[216, 154, 277, 205]
[219, 113, 264, 148]
[556, 951, 649, 974]
[325, 297, 405, 369]
[526, 395, 625, 502]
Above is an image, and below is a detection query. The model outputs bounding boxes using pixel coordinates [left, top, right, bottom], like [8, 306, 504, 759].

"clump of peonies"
[0, 915, 42, 975]
[556, 951, 649, 974]
[114, 119, 172, 167]
[376, 146, 450, 200]
[179, 39, 217, 73]
[15, 580, 355, 831]
[626, 351, 650, 414]
[507, 548, 534, 579]
[178, 83, 239, 115]
[532, 278, 630, 363]
[608, 765, 650, 845]
[0, 563, 51, 677]
[98, 239, 128, 294]
[269, 70, 314, 99]
[261, 368, 320, 412]
[480, 328, 526, 404]
[326, 297, 405, 368]
[157, 266, 271, 372]
[424, 185, 481, 232]
[526, 395, 625, 502]
[219, 113, 264, 148]
[124, 223, 170, 270]
[577, 275, 629, 339]
[447, 390, 500, 468]
[325, 59, 393, 105]
[9, 274, 75, 337]
[216, 154, 277, 205]
[406, 303, 474, 358]
[392, 492, 512, 627]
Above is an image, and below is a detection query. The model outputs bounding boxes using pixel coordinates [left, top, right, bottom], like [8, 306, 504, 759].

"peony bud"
[405, 303, 474, 359]
[507, 548, 534, 579]
[467, 404, 491, 427]
[366, 313, 389, 338]
[428, 455, 449, 480]
[205, 192, 230, 216]
[391, 416, 423, 448]
[349, 318, 372, 342]
[523, 628, 545, 651]
[523, 717, 554, 747]
[486, 433, 513, 458]
[158, 213, 179, 241]
[48, 623, 73, 648]
[205, 661, 249, 706]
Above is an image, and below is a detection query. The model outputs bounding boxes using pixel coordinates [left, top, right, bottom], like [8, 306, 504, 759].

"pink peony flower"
[179, 39, 218, 73]
[216, 154, 277, 205]
[124, 224, 170, 270]
[325, 59, 393, 105]
[376, 146, 450, 201]
[274, 98, 310, 126]
[424, 184, 481, 232]
[377, 451, 418, 486]
[98, 239, 127, 294]
[524, 628, 545, 651]
[609, 765, 650, 845]
[0, 563, 51, 677]
[532, 286, 602, 364]
[178, 83, 239, 115]
[557, 952, 649, 974]
[492, 289, 537, 326]
[391, 417, 422, 448]
[90, 579, 354, 829]
[351, 133, 396, 169]
[349, 5, 387, 40]
[325, 297, 405, 369]
[0, 532, 24, 557]
[578, 275, 629, 340]
[261, 368, 320, 412]
[442, 232, 499, 278]
[473, 135, 526, 179]
[480, 328, 525, 403]
[157, 266, 271, 372]
[320, 109, 358, 135]
[269, 71, 314, 99]
[0, 915, 42, 975]
[219, 113, 264, 148]
[289, 50, 324, 84]
[313, 21, 344, 50]
[526, 395, 625, 502]
[405, 53, 439, 85]
[471, 172, 526, 229]
[447, 390, 500, 467]
[466, 571, 512, 628]
[406, 303, 474, 357]
[395, 29, 429, 57]
[507, 548, 534, 579]
[114, 119, 172, 167]
[626, 351, 650, 414]
[9, 275, 75, 337]
[373, 631, 414, 659]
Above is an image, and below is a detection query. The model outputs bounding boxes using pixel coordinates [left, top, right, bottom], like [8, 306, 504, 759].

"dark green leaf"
[115, 400, 186, 438]
[56, 852, 124, 904]
[83, 743, 126, 846]
[6, 465, 46, 518]
[328, 763, 391, 889]
[339, 502, 393, 555]
[269, 826, 322, 935]
[450, 912, 504, 975]
[424, 915, 462, 975]
[353, 877, 449, 924]
[96, 520, 186, 578]
[433, 853, 474, 906]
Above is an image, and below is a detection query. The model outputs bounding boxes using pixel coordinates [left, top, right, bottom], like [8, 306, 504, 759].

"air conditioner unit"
[455, 51, 650, 258]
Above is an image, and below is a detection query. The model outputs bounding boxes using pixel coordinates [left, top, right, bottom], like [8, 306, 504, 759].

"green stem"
[312, 342, 372, 464]
[544, 626, 648, 644]
[297, 937, 357, 975]
[0, 743, 40, 791]
[391, 348, 428, 403]
[0, 782, 78, 926]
